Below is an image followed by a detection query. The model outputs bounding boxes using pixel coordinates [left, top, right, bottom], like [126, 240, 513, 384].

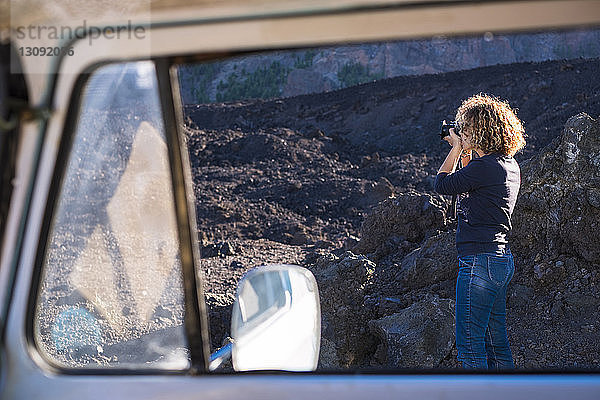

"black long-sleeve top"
[434, 153, 521, 257]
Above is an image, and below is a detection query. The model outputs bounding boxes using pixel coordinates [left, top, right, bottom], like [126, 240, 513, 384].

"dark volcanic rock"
[369, 296, 455, 368]
[511, 113, 600, 264]
[306, 252, 377, 368]
[186, 58, 600, 162]
[354, 191, 448, 257]
[396, 230, 458, 291]
[507, 284, 534, 309]
[202, 241, 236, 258]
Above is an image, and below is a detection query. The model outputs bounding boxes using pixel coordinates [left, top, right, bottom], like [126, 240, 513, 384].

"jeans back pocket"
[487, 255, 511, 286]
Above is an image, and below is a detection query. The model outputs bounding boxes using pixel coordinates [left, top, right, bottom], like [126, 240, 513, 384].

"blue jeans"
[456, 251, 515, 370]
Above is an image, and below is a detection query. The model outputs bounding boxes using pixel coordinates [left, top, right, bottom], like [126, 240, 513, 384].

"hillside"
[179, 28, 600, 103]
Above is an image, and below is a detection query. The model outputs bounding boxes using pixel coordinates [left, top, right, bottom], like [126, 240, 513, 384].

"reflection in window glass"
[238, 271, 288, 324]
[179, 28, 600, 371]
[35, 62, 189, 370]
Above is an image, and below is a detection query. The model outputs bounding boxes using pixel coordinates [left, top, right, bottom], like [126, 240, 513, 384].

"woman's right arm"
[434, 158, 482, 195]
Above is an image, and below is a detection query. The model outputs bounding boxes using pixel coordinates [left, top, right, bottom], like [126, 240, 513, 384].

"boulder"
[368, 296, 455, 368]
[354, 191, 448, 257]
[396, 230, 458, 291]
[511, 113, 600, 264]
[306, 252, 377, 368]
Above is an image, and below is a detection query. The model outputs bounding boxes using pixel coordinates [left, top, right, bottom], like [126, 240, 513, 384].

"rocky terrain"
[184, 57, 600, 370]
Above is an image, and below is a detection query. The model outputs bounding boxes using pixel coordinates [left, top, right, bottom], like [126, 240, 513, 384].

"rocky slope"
[184, 57, 600, 370]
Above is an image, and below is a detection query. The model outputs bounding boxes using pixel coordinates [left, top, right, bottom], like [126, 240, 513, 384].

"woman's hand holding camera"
[444, 128, 462, 149]
[438, 131, 464, 174]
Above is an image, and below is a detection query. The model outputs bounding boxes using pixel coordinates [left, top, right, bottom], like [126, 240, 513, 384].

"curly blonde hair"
[455, 93, 525, 156]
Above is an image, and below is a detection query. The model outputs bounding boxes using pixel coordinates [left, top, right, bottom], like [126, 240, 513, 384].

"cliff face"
[179, 28, 600, 103]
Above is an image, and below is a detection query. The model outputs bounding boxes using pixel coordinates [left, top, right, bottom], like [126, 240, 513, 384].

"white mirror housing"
[231, 264, 320, 372]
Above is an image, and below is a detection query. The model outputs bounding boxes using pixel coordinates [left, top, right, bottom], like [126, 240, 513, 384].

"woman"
[434, 93, 526, 370]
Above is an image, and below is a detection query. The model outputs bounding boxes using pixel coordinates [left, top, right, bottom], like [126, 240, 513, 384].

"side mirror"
[229, 264, 321, 371]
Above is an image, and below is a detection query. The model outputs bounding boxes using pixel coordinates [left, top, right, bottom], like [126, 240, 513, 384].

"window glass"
[178, 27, 600, 371]
[35, 62, 189, 370]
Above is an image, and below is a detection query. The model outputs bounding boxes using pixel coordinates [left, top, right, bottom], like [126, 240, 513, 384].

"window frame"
[25, 57, 212, 375]
[2, 2, 596, 388]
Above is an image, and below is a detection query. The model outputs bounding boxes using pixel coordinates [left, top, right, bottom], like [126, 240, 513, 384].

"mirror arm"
[209, 340, 234, 371]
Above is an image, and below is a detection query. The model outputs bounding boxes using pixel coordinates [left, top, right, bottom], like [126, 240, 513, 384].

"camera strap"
[449, 151, 469, 220]
[450, 194, 457, 219]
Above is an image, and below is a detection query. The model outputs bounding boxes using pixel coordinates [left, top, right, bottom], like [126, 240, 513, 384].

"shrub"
[338, 62, 383, 88]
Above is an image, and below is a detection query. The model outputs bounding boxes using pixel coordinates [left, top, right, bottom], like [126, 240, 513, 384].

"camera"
[440, 120, 459, 139]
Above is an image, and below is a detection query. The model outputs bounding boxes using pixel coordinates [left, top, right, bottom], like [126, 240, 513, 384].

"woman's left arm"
[435, 128, 483, 195]
[434, 134, 483, 196]
[438, 145, 462, 174]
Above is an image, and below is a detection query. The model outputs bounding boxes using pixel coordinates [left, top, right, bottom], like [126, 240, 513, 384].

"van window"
[34, 62, 189, 370]
[176, 27, 600, 371]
